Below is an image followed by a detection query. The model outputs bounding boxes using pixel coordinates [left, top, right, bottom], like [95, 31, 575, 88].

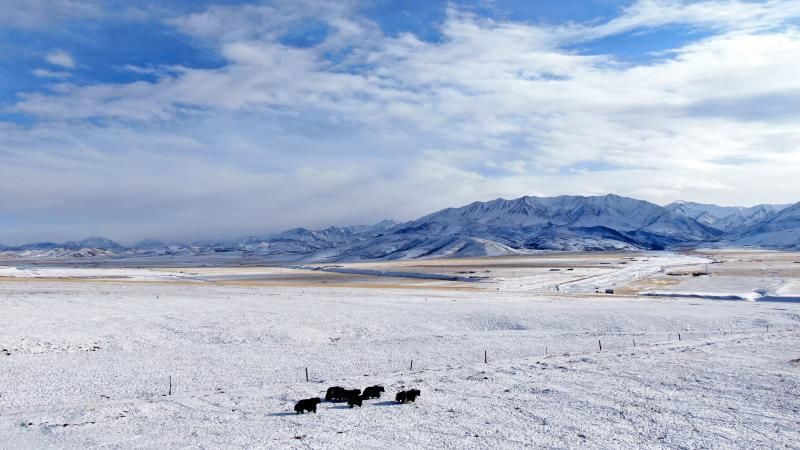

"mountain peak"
[64, 237, 124, 250]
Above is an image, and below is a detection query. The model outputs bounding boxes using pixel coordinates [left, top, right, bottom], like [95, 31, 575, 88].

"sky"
[1, 0, 799, 244]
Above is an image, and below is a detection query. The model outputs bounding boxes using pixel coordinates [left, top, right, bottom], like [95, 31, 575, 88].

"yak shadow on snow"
[373, 401, 400, 407]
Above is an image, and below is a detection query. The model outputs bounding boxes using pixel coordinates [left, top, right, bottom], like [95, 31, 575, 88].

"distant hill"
[665, 201, 789, 232]
[724, 202, 800, 249]
[2, 196, 798, 261]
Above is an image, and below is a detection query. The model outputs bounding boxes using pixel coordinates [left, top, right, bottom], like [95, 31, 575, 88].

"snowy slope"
[727, 201, 800, 248]
[717, 203, 789, 232]
[664, 201, 745, 229]
[665, 201, 788, 232]
[416, 194, 720, 240]
[0, 237, 126, 258]
[232, 221, 398, 257]
[421, 195, 681, 230]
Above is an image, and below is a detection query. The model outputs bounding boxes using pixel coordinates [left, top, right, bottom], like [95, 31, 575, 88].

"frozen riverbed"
[1, 272, 799, 448]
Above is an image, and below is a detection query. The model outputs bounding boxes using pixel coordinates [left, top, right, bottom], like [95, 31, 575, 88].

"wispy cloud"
[596, 0, 800, 36]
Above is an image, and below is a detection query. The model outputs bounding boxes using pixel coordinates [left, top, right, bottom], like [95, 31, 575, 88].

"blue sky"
[1, 1, 629, 105]
[0, 0, 702, 107]
[1, 0, 800, 244]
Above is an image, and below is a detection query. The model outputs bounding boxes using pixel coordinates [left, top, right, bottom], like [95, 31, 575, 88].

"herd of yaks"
[294, 385, 421, 414]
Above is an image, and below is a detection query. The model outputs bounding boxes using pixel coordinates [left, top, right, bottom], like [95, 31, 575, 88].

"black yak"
[325, 386, 345, 402]
[327, 387, 361, 402]
[341, 389, 361, 400]
[396, 389, 421, 404]
[362, 385, 385, 399]
[294, 397, 321, 414]
[347, 394, 364, 408]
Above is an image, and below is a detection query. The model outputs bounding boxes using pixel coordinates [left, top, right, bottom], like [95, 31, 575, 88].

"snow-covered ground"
[1, 262, 799, 448]
[0, 266, 196, 282]
[488, 253, 710, 293]
[628, 250, 800, 301]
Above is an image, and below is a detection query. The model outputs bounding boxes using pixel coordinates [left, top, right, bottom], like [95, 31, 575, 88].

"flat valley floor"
[1, 250, 799, 448]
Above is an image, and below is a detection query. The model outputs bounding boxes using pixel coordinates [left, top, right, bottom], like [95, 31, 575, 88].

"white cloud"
[597, 0, 800, 36]
[32, 68, 71, 78]
[44, 50, 76, 68]
[3, 0, 800, 243]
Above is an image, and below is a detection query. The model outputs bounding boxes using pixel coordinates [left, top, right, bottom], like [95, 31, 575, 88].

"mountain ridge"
[1, 195, 797, 261]
[665, 201, 790, 232]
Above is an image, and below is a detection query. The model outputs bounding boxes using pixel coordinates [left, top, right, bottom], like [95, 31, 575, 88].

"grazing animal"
[341, 389, 361, 400]
[395, 391, 407, 403]
[396, 389, 421, 404]
[325, 386, 344, 402]
[327, 388, 361, 402]
[362, 385, 385, 399]
[347, 394, 364, 408]
[294, 397, 321, 414]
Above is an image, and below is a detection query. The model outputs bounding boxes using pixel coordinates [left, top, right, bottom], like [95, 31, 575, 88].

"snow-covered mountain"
[2, 196, 798, 261]
[0, 237, 126, 258]
[0, 223, 399, 261]
[0, 237, 124, 252]
[665, 201, 788, 232]
[309, 195, 721, 261]
[231, 221, 398, 257]
[63, 237, 125, 251]
[725, 202, 800, 249]
[421, 195, 677, 229]
[716, 204, 789, 232]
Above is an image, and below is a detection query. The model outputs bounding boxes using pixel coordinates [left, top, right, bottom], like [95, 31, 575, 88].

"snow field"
[1, 279, 799, 448]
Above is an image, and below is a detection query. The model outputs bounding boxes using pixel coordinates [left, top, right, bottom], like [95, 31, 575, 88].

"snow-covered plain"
[0, 266, 195, 282]
[1, 252, 799, 448]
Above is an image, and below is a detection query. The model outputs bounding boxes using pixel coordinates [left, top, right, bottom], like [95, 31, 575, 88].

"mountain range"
[1, 194, 798, 262]
[663, 201, 789, 232]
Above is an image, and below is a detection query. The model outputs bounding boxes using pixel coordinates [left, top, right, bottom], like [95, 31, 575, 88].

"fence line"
[118, 326, 796, 400]
[254, 326, 798, 387]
